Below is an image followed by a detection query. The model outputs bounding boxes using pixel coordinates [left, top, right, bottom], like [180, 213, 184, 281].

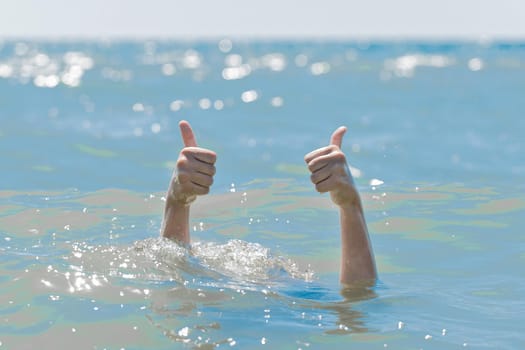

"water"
[1, 39, 524, 349]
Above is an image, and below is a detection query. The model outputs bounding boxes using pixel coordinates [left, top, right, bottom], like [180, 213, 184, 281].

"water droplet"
[178, 326, 190, 337]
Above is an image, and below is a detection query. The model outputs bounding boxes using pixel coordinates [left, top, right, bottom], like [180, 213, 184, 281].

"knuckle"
[177, 157, 189, 169]
[177, 171, 190, 183]
[181, 148, 192, 156]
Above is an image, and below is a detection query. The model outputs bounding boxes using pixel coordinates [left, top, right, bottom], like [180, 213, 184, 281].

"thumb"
[179, 120, 198, 147]
[330, 126, 347, 148]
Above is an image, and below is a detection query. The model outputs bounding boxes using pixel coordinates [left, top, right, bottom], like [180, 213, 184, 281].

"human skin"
[304, 127, 377, 285]
[161, 121, 376, 284]
[161, 120, 216, 245]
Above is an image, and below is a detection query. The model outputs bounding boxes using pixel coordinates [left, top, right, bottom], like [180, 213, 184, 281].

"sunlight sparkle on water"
[295, 54, 308, 67]
[310, 62, 331, 75]
[383, 54, 454, 78]
[161, 63, 176, 76]
[199, 98, 212, 110]
[183, 50, 201, 69]
[170, 100, 184, 112]
[262, 53, 286, 71]
[270, 96, 284, 107]
[468, 58, 484, 71]
[241, 90, 258, 103]
[222, 65, 251, 80]
[218, 39, 233, 53]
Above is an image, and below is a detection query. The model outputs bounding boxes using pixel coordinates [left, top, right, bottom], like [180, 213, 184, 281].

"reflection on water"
[1, 181, 524, 349]
[2, 39, 525, 348]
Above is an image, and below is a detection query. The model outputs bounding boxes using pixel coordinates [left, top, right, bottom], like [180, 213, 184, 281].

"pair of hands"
[168, 120, 358, 208]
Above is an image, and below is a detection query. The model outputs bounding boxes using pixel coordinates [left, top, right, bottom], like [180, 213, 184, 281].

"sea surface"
[0, 39, 524, 349]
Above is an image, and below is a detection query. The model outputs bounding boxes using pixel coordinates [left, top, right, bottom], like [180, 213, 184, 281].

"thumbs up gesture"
[304, 127, 359, 207]
[168, 120, 217, 205]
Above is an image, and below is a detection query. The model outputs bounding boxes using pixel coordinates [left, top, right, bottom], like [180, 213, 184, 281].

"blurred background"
[1, 0, 525, 39]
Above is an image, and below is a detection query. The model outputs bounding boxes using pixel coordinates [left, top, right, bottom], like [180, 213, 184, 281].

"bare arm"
[304, 127, 377, 285]
[161, 120, 216, 245]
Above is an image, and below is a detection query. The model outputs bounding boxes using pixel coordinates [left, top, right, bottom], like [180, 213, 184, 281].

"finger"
[194, 150, 216, 165]
[307, 157, 329, 173]
[315, 176, 334, 193]
[191, 172, 214, 187]
[190, 182, 210, 195]
[196, 163, 216, 176]
[179, 120, 198, 147]
[310, 166, 332, 185]
[304, 145, 335, 164]
[330, 126, 347, 148]
[182, 147, 216, 165]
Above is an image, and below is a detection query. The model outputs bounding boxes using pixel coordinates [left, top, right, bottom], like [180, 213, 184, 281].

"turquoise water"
[1, 40, 524, 349]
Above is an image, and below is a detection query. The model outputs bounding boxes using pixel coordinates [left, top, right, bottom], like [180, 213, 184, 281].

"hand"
[168, 120, 217, 205]
[304, 126, 359, 207]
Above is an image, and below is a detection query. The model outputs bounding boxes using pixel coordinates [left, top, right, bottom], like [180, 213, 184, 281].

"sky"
[1, 0, 524, 39]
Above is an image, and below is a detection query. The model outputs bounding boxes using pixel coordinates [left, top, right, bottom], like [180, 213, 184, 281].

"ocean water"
[0, 39, 524, 349]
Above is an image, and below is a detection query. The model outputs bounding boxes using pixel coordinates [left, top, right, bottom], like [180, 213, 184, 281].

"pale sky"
[1, 0, 524, 39]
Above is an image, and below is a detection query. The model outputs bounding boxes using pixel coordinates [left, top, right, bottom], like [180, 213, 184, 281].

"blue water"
[1, 39, 524, 349]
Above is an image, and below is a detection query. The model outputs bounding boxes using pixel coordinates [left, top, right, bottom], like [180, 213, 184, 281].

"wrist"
[331, 184, 361, 208]
[167, 192, 196, 207]
[167, 176, 196, 206]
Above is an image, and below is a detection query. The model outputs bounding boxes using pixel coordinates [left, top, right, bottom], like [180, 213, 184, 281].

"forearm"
[161, 199, 191, 245]
[339, 199, 377, 285]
